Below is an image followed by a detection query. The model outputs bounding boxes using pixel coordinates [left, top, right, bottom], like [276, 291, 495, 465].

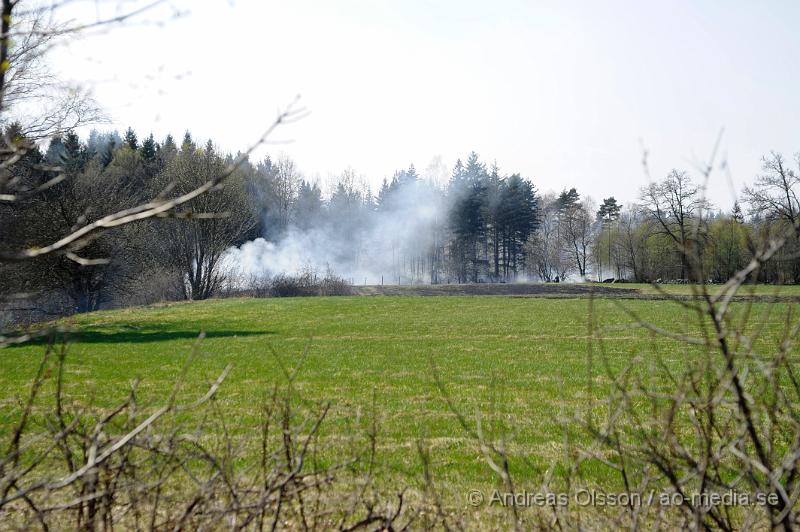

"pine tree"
[295, 180, 323, 231]
[377, 178, 392, 211]
[557, 188, 580, 213]
[485, 163, 504, 279]
[159, 134, 178, 167]
[450, 158, 465, 186]
[595, 197, 621, 280]
[99, 137, 116, 168]
[44, 135, 65, 164]
[450, 152, 488, 282]
[464, 151, 486, 184]
[123, 127, 138, 150]
[61, 131, 89, 175]
[140, 133, 157, 161]
[597, 197, 621, 223]
[84, 131, 118, 168]
[3, 122, 24, 146]
[401, 164, 419, 186]
[181, 131, 195, 153]
[499, 174, 538, 278]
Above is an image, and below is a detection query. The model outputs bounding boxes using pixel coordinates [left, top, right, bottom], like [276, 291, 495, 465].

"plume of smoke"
[223, 172, 450, 286]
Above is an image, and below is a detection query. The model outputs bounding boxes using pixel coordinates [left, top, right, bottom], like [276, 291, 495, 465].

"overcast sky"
[51, 0, 800, 208]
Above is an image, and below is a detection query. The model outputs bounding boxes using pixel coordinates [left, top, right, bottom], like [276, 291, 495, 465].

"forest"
[1, 125, 798, 318]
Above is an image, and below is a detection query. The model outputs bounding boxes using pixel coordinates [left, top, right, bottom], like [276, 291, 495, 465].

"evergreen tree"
[484, 163, 504, 279]
[596, 197, 621, 279]
[496, 174, 538, 279]
[294, 180, 323, 231]
[464, 151, 486, 183]
[449, 158, 465, 187]
[61, 131, 90, 175]
[396, 164, 419, 188]
[99, 138, 115, 168]
[134, 133, 159, 181]
[450, 152, 488, 282]
[140, 133, 157, 162]
[181, 131, 195, 153]
[159, 134, 178, 167]
[557, 188, 580, 213]
[597, 197, 621, 223]
[44, 135, 65, 164]
[376, 178, 392, 211]
[123, 127, 138, 150]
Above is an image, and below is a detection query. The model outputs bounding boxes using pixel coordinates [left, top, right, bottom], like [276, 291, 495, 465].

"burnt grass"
[352, 282, 800, 302]
[353, 282, 628, 297]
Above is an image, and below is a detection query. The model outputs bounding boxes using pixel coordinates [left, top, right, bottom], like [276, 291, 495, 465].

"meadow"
[1, 292, 794, 504]
[588, 282, 800, 296]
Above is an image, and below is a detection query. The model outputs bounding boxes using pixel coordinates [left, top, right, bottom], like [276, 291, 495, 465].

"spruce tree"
[159, 134, 178, 167]
[123, 127, 138, 150]
[500, 174, 538, 278]
[44, 135, 65, 164]
[403, 164, 419, 185]
[450, 152, 488, 282]
[450, 158, 465, 186]
[295, 180, 323, 231]
[99, 138, 115, 168]
[377, 178, 392, 211]
[140, 133, 157, 161]
[61, 131, 89, 175]
[181, 131, 195, 153]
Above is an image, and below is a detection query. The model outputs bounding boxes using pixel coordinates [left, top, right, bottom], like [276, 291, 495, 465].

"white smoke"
[222, 174, 449, 286]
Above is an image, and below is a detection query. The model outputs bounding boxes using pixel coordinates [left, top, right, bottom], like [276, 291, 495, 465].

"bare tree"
[744, 151, 800, 226]
[562, 198, 594, 279]
[639, 170, 711, 280]
[154, 141, 257, 300]
[275, 153, 299, 229]
[527, 194, 572, 282]
[616, 209, 648, 281]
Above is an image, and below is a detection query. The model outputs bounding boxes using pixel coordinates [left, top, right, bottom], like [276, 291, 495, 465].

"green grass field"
[1, 293, 794, 500]
[586, 281, 800, 296]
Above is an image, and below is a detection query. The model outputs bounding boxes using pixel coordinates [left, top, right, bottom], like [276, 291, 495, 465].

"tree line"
[1, 125, 798, 317]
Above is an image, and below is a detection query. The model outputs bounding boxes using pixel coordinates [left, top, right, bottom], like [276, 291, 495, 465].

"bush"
[269, 267, 351, 297]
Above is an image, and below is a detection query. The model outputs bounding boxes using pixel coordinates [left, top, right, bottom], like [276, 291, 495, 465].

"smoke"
[222, 173, 449, 286]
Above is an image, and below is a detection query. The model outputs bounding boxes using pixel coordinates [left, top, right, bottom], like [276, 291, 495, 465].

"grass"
[1, 294, 795, 500]
[586, 281, 800, 296]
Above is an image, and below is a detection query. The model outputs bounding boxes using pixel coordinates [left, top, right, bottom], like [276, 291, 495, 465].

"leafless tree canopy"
[638, 170, 712, 281]
[744, 152, 800, 226]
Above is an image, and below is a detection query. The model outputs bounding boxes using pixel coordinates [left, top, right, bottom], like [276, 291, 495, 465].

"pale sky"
[50, 0, 800, 208]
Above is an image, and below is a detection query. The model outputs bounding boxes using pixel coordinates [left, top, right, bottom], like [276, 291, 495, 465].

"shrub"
[269, 267, 351, 297]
